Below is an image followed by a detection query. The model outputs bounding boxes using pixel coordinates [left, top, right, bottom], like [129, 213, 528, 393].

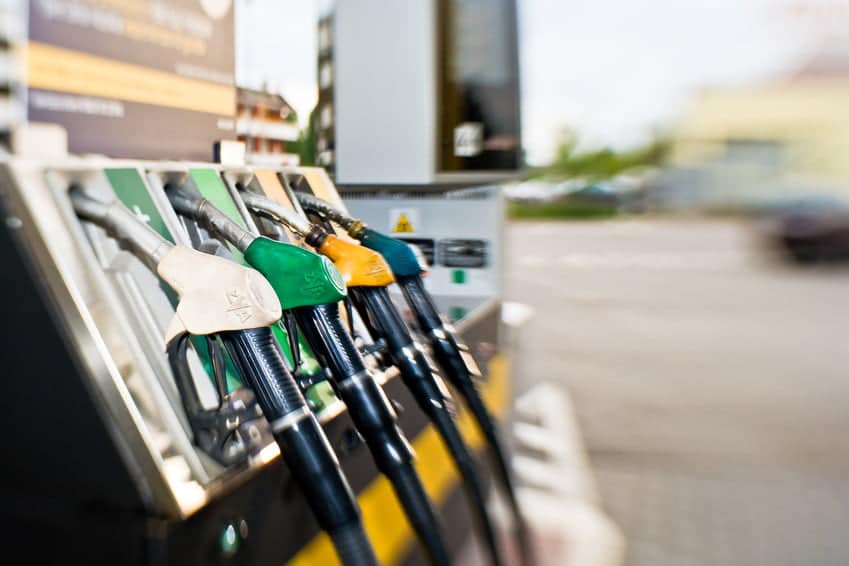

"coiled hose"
[398, 275, 536, 566]
[350, 285, 504, 566]
[294, 303, 451, 566]
[168, 329, 379, 566]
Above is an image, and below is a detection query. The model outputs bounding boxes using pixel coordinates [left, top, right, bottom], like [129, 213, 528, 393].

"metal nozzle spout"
[294, 193, 359, 231]
[69, 187, 173, 271]
[165, 185, 256, 253]
[240, 191, 314, 238]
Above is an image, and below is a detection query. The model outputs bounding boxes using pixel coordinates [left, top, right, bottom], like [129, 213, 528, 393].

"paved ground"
[504, 218, 849, 566]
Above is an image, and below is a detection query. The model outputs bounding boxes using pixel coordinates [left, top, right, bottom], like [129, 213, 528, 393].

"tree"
[537, 128, 669, 180]
[291, 107, 317, 166]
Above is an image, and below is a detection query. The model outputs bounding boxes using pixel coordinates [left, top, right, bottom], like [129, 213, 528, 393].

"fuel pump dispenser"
[67, 188, 379, 566]
[1, 155, 516, 566]
[161, 181, 452, 566]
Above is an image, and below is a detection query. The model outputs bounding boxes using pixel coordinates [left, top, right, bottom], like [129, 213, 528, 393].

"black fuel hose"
[397, 274, 535, 566]
[293, 303, 451, 566]
[186, 328, 379, 566]
[350, 285, 504, 566]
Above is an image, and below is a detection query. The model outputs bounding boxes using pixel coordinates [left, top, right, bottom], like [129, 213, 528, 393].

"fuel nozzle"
[69, 187, 172, 272]
[70, 186, 282, 464]
[165, 184, 256, 253]
[294, 193, 428, 275]
[70, 186, 281, 341]
[295, 192, 367, 239]
[239, 191, 330, 248]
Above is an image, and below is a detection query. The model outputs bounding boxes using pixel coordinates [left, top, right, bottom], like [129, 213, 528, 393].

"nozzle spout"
[69, 187, 172, 271]
[295, 194, 358, 229]
[165, 185, 256, 253]
[240, 191, 314, 238]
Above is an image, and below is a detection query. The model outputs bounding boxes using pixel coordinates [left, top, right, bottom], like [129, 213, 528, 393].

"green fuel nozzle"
[244, 238, 347, 308]
[165, 185, 347, 310]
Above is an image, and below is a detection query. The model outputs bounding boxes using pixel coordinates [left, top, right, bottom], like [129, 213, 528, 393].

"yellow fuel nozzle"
[317, 234, 395, 287]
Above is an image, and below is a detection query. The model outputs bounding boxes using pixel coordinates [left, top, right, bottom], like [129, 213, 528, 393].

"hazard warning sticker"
[389, 208, 419, 235]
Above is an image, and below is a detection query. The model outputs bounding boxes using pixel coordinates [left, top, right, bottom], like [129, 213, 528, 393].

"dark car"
[758, 196, 849, 264]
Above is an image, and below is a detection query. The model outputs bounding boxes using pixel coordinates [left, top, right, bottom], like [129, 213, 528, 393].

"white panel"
[345, 187, 504, 301]
[334, 0, 435, 184]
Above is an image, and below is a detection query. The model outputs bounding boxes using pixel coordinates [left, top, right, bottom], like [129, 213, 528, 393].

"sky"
[236, 0, 846, 165]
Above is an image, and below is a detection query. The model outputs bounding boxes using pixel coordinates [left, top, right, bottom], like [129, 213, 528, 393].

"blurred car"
[568, 182, 619, 207]
[503, 178, 585, 203]
[757, 196, 849, 264]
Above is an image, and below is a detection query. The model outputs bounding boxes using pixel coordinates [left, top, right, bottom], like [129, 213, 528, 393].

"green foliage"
[296, 107, 318, 166]
[507, 201, 618, 220]
[535, 128, 669, 181]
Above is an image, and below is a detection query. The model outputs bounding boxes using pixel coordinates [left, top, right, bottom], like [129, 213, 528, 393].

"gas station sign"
[26, 0, 235, 160]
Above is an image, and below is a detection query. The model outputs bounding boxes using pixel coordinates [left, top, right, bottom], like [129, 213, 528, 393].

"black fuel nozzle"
[349, 284, 506, 566]
[293, 301, 452, 566]
[398, 274, 537, 566]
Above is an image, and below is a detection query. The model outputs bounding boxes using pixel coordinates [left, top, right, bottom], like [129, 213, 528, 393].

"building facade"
[236, 87, 301, 167]
[668, 48, 849, 207]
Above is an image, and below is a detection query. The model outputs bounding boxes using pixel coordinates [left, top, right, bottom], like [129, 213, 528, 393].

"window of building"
[318, 21, 332, 53]
[320, 103, 333, 129]
[319, 61, 333, 90]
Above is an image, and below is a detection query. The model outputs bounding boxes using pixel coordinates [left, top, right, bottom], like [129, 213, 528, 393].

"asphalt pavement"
[504, 217, 849, 566]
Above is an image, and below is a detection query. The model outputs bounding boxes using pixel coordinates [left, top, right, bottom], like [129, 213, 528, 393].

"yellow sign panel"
[392, 213, 415, 233]
[389, 208, 419, 234]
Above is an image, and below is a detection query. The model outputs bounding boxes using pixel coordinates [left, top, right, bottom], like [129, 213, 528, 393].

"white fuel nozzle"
[69, 188, 281, 343]
[158, 246, 282, 343]
[69, 188, 172, 272]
